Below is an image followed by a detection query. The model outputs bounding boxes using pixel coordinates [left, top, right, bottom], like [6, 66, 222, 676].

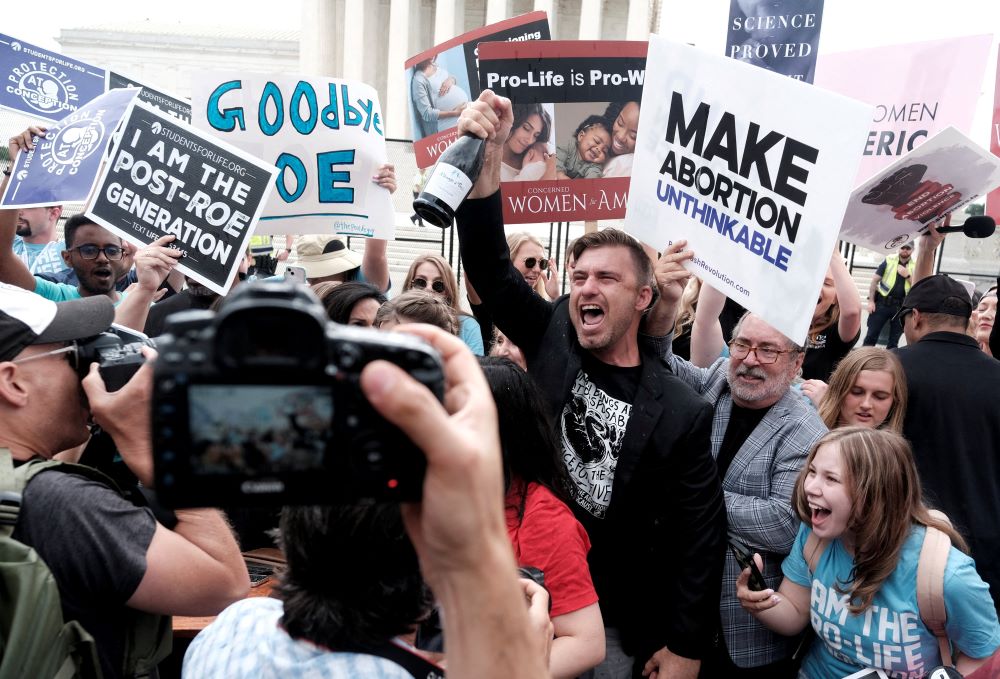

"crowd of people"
[1, 83, 1000, 679]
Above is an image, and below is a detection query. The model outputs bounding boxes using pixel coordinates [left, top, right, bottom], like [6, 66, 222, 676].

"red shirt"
[506, 481, 599, 618]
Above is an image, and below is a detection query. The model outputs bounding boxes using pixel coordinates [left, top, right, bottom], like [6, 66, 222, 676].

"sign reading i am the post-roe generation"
[87, 101, 278, 295]
[625, 37, 871, 343]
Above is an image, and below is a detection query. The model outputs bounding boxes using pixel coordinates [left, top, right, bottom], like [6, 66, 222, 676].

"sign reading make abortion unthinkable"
[839, 127, 1000, 253]
[406, 12, 550, 169]
[478, 40, 647, 224]
[0, 33, 106, 120]
[0, 87, 140, 209]
[191, 73, 394, 238]
[87, 102, 278, 295]
[626, 37, 871, 344]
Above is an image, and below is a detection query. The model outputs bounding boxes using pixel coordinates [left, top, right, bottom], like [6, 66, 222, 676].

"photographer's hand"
[360, 324, 548, 679]
[82, 346, 156, 487]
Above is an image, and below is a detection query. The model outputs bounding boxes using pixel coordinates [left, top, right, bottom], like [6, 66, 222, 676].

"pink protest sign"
[815, 35, 992, 185]
[987, 50, 1000, 222]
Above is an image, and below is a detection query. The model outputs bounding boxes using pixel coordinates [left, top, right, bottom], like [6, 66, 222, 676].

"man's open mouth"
[581, 304, 605, 327]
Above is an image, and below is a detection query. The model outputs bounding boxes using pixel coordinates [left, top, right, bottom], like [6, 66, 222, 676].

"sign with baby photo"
[839, 126, 1000, 253]
[477, 40, 647, 224]
[626, 36, 871, 344]
[405, 12, 550, 170]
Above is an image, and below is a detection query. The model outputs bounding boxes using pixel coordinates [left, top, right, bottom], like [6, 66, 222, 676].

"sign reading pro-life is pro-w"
[87, 102, 278, 295]
[626, 37, 871, 343]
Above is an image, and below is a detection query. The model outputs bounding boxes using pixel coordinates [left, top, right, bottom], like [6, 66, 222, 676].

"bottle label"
[423, 163, 473, 211]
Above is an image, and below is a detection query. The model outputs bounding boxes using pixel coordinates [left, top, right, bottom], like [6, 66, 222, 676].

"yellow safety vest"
[877, 254, 915, 298]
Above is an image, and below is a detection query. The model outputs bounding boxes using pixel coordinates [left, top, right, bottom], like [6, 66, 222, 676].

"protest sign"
[87, 101, 278, 295]
[986, 50, 1000, 223]
[478, 40, 646, 224]
[107, 71, 191, 122]
[405, 11, 550, 169]
[191, 73, 394, 238]
[815, 35, 991, 185]
[626, 37, 871, 343]
[1, 87, 140, 208]
[839, 127, 1000, 253]
[725, 0, 824, 83]
[0, 33, 106, 120]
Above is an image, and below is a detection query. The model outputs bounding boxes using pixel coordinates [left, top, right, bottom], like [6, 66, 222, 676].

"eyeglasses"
[728, 340, 793, 365]
[410, 277, 446, 294]
[522, 257, 548, 271]
[70, 244, 125, 261]
[11, 343, 78, 370]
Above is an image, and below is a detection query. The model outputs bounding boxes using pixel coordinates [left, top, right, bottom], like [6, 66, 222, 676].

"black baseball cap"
[894, 275, 973, 322]
[0, 283, 114, 362]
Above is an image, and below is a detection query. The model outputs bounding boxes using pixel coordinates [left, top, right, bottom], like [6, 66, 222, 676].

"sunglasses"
[71, 244, 125, 261]
[410, 277, 446, 294]
[11, 342, 79, 370]
[522, 257, 548, 271]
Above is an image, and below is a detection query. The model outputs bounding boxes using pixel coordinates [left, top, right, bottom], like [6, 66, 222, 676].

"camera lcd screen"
[188, 384, 332, 475]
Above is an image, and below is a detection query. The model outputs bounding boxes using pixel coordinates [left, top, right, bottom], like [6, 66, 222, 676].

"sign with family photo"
[405, 11, 550, 170]
[477, 40, 647, 224]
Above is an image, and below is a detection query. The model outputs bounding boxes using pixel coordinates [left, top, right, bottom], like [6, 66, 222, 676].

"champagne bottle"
[412, 134, 486, 228]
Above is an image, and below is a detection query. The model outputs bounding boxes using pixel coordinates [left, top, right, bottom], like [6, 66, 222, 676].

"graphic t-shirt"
[803, 325, 860, 382]
[13, 236, 68, 275]
[783, 523, 1000, 679]
[32, 277, 127, 306]
[559, 355, 640, 519]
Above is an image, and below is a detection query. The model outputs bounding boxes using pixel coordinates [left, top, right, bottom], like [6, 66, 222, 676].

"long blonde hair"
[403, 254, 463, 314]
[818, 348, 907, 433]
[673, 277, 702, 340]
[792, 428, 967, 613]
[506, 232, 549, 300]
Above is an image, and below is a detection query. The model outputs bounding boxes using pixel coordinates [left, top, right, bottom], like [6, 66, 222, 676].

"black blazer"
[457, 193, 727, 661]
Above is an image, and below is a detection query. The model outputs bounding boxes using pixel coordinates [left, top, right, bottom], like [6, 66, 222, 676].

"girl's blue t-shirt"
[783, 523, 1000, 679]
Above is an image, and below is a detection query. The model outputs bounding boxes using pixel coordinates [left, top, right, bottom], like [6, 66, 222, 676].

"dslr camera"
[75, 325, 155, 391]
[150, 281, 445, 508]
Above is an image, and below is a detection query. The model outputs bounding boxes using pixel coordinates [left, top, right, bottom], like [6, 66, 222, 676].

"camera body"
[151, 281, 445, 508]
[76, 326, 155, 392]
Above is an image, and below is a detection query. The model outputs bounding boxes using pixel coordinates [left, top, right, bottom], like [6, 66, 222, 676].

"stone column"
[578, 0, 603, 39]
[626, 0, 651, 40]
[486, 0, 511, 25]
[387, 0, 417, 137]
[300, 0, 340, 76]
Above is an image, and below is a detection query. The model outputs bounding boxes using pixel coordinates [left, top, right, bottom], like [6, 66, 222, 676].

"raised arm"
[914, 221, 945, 284]
[361, 163, 397, 293]
[0, 128, 46, 292]
[690, 282, 727, 367]
[114, 236, 182, 332]
[360, 325, 550, 679]
[454, 91, 553, 354]
[830, 249, 862, 342]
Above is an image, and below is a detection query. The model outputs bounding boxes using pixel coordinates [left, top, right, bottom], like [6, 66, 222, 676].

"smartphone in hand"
[728, 531, 768, 592]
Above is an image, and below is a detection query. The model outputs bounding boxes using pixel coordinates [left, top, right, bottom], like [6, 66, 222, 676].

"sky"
[8, 0, 1000, 142]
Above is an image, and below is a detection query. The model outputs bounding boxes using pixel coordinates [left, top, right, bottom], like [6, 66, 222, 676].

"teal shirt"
[33, 277, 128, 306]
[458, 314, 484, 356]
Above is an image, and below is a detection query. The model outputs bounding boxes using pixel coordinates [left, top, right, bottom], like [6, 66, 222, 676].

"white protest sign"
[839, 126, 1000, 252]
[191, 73, 394, 238]
[87, 101, 278, 295]
[625, 37, 872, 343]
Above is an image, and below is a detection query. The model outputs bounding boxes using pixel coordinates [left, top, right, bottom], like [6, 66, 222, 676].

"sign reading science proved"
[625, 37, 871, 343]
[0, 33, 105, 120]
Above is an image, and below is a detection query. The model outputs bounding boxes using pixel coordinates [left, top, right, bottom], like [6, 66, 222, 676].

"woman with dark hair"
[600, 101, 640, 178]
[501, 103, 553, 182]
[480, 357, 605, 678]
[313, 280, 387, 327]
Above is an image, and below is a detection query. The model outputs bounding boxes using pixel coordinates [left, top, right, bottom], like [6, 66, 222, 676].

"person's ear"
[0, 363, 29, 408]
[61, 248, 72, 266]
[636, 284, 655, 313]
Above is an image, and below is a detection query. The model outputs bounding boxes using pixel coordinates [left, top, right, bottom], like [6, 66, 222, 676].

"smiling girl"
[736, 428, 1000, 678]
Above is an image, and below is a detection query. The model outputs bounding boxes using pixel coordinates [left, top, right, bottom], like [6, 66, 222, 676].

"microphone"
[933, 215, 996, 238]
